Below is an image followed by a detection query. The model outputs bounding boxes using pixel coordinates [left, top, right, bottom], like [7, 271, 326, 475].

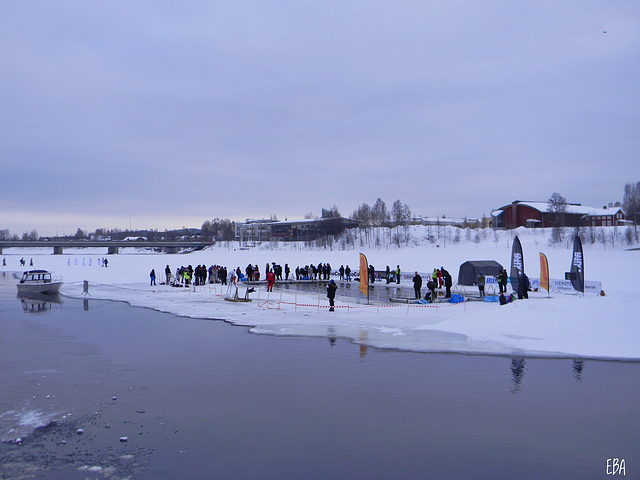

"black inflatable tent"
[457, 260, 503, 286]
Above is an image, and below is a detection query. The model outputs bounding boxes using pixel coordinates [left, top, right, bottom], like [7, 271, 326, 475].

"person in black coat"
[246, 264, 253, 282]
[326, 279, 337, 312]
[412, 272, 422, 299]
[518, 274, 530, 299]
[442, 268, 452, 298]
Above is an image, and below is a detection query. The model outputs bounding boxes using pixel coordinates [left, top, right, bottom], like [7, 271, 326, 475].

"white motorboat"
[16, 270, 63, 295]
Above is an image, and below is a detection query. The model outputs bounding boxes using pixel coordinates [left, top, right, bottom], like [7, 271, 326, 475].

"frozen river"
[1, 278, 638, 479]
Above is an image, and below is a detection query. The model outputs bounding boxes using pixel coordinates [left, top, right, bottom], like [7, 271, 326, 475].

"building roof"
[491, 201, 623, 217]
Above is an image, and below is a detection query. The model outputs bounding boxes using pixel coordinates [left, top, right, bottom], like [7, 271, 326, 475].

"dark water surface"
[0, 280, 638, 480]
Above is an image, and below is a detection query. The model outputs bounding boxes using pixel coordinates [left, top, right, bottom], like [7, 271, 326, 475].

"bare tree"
[622, 181, 640, 241]
[547, 192, 567, 244]
[21, 229, 39, 241]
[390, 199, 411, 226]
[372, 198, 389, 226]
[351, 203, 372, 226]
[391, 199, 411, 246]
[323, 205, 341, 218]
[201, 220, 214, 241]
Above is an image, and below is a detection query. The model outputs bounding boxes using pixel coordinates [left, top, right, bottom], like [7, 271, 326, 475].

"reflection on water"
[573, 359, 584, 382]
[359, 329, 369, 358]
[509, 358, 588, 393]
[510, 358, 526, 393]
[327, 326, 336, 347]
[17, 291, 63, 313]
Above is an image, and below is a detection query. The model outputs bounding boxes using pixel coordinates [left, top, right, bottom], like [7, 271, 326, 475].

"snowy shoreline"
[4, 227, 639, 361]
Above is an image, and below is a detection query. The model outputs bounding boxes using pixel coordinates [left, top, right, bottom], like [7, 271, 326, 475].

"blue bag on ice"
[484, 295, 499, 303]
[449, 294, 464, 304]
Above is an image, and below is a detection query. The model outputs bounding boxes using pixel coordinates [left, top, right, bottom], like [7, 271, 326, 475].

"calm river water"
[0, 276, 638, 480]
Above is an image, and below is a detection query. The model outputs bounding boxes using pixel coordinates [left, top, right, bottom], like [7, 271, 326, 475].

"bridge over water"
[0, 240, 212, 255]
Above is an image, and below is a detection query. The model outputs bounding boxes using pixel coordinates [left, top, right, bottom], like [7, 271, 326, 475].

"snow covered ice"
[8, 226, 640, 361]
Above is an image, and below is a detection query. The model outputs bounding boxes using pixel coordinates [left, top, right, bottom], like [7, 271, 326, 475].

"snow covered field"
[4, 227, 639, 360]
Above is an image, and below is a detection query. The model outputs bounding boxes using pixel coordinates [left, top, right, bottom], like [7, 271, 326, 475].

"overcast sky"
[2, 1, 639, 236]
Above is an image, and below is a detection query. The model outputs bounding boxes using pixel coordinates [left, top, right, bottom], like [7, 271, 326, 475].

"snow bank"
[4, 228, 639, 360]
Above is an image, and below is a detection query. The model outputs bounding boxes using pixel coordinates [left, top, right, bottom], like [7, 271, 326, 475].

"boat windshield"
[20, 272, 52, 282]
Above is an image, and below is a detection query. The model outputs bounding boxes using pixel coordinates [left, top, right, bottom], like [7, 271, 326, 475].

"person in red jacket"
[266, 270, 276, 292]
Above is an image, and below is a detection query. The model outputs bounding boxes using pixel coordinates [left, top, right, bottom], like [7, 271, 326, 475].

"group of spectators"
[412, 267, 453, 301]
[294, 262, 332, 281]
[241, 262, 289, 282]
[160, 264, 229, 287]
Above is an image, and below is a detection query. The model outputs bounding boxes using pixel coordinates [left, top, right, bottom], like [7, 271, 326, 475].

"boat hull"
[16, 282, 62, 295]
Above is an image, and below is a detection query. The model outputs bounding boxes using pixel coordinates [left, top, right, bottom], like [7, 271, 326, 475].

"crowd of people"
[151, 259, 530, 311]
[159, 261, 340, 288]
[161, 264, 230, 287]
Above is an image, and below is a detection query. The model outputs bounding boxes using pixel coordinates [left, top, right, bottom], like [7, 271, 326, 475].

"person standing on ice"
[518, 274, 530, 299]
[500, 269, 508, 294]
[326, 279, 337, 312]
[150, 269, 156, 286]
[496, 270, 505, 293]
[396, 265, 401, 284]
[412, 272, 422, 299]
[385, 266, 391, 284]
[443, 268, 452, 298]
[477, 273, 485, 297]
[266, 270, 275, 292]
[345, 265, 351, 281]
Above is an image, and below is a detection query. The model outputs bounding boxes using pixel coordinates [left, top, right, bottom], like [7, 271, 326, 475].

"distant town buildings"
[235, 216, 359, 244]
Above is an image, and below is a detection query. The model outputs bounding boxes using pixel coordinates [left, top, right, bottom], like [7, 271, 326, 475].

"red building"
[491, 201, 625, 229]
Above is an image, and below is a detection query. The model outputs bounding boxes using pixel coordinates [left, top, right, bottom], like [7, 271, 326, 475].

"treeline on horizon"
[3, 183, 640, 244]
